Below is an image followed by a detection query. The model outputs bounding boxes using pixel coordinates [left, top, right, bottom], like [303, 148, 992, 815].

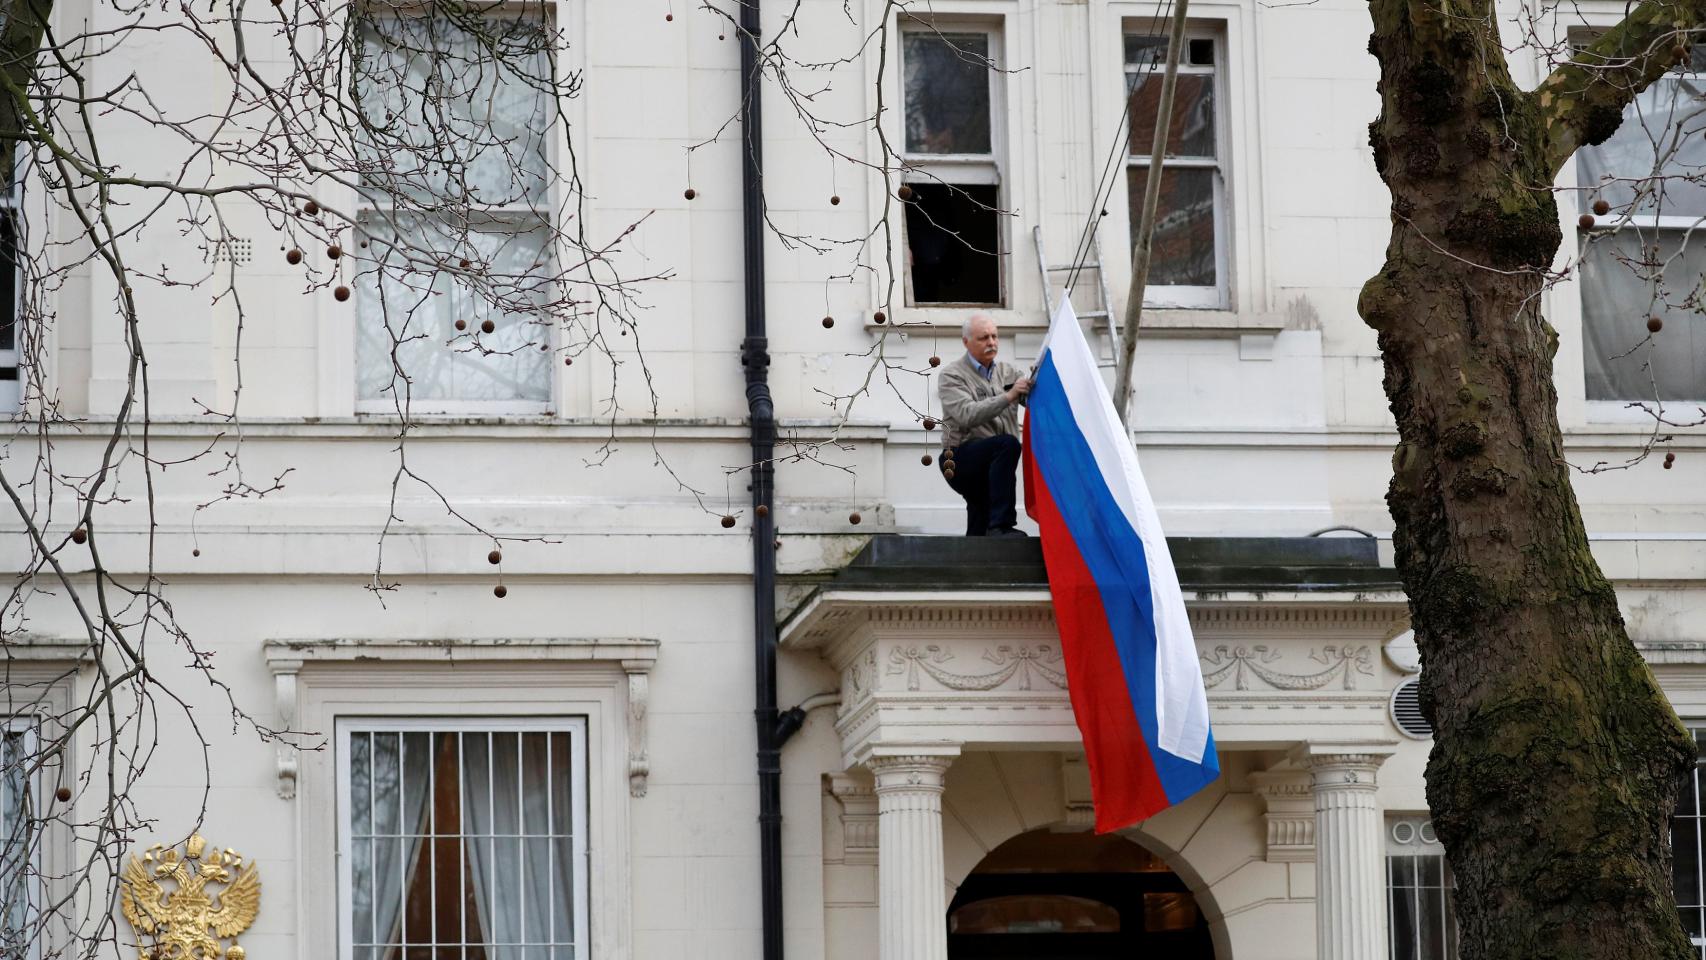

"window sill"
[873, 308, 1287, 337]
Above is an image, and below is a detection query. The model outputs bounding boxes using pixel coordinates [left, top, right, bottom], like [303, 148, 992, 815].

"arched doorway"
[947, 828, 1216, 959]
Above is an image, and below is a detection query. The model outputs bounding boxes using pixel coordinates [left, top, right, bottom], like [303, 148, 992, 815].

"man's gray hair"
[961, 314, 994, 338]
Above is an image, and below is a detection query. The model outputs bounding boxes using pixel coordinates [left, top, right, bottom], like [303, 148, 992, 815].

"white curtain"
[352, 731, 429, 957]
[464, 731, 565, 957]
[1576, 75, 1706, 402]
[1, 729, 31, 948]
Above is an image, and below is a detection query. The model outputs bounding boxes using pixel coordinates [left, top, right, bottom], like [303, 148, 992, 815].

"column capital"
[1292, 741, 1397, 771]
[867, 749, 957, 795]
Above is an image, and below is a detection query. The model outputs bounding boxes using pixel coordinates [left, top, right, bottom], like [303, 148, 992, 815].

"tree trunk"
[1360, 3, 1696, 956]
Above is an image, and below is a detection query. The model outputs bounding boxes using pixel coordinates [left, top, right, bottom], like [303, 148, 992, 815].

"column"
[869, 748, 957, 960]
[1299, 744, 1394, 960]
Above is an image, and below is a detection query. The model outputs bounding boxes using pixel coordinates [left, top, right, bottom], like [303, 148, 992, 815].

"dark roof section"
[812, 535, 1402, 593]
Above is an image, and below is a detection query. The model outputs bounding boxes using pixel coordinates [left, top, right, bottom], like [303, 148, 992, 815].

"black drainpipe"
[738, 2, 787, 960]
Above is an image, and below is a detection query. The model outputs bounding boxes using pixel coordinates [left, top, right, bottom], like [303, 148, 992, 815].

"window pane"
[1, 210, 16, 353]
[1124, 35, 1166, 67]
[1579, 228, 1706, 401]
[521, 732, 550, 836]
[1127, 166, 1217, 287]
[1577, 77, 1706, 218]
[356, 14, 553, 207]
[2, 730, 27, 942]
[1128, 73, 1215, 159]
[356, 216, 553, 406]
[904, 182, 1002, 305]
[903, 33, 993, 155]
[348, 725, 578, 954]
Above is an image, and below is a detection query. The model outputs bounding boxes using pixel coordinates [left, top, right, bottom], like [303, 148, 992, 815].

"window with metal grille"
[900, 25, 1005, 307]
[1124, 30, 1226, 309]
[351, 8, 555, 414]
[1672, 728, 1706, 954]
[1387, 817, 1458, 960]
[337, 719, 587, 960]
[1576, 44, 1706, 402]
[2, 721, 38, 960]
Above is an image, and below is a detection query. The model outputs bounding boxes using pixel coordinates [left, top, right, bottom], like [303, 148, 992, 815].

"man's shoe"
[990, 527, 1029, 538]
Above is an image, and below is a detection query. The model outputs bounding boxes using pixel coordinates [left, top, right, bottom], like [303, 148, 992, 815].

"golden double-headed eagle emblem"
[119, 833, 260, 960]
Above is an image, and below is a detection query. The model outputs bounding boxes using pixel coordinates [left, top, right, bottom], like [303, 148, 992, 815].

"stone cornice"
[781, 588, 1409, 656]
[263, 637, 658, 799]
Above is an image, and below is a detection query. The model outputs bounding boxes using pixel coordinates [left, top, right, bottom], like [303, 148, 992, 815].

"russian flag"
[1022, 298, 1218, 832]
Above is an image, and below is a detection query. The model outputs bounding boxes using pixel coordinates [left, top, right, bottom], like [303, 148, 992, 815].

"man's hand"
[1005, 377, 1033, 404]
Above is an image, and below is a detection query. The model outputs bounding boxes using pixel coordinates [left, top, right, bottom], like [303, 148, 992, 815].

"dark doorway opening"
[904, 182, 1002, 306]
[947, 829, 1215, 959]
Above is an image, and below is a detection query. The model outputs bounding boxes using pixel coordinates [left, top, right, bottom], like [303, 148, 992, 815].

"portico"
[781, 535, 1415, 960]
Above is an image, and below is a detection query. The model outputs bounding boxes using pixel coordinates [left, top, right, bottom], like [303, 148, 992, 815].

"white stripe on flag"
[1043, 299, 1212, 763]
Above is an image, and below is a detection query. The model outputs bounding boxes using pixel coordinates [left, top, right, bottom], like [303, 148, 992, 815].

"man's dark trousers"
[942, 434, 1022, 536]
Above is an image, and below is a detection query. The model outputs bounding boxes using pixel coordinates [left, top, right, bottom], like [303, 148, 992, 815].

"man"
[937, 314, 1032, 537]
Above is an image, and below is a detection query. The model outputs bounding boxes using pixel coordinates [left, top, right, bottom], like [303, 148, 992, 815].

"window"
[338, 719, 587, 960]
[353, 10, 555, 414]
[1576, 45, 1706, 401]
[1125, 31, 1225, 308]
[1, 142, 23, 415]
[901, 26, 1005, 307]
[2, 720, 37, 960]
[1673, 726, 1706, 954]
[1387, 817, 1458, 960]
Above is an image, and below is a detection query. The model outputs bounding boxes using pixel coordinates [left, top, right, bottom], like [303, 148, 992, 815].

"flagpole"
[1112, 0, 1191, 426]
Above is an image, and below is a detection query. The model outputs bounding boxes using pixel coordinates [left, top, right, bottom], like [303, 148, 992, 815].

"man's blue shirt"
[968, 352, 995, 381]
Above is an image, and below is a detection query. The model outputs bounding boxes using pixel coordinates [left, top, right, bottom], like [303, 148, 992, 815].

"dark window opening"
[2, 209, 17, 354]
[905, 182, 1002, 306]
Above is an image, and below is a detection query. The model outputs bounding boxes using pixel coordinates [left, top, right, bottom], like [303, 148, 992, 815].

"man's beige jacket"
[938, 353, 1024, 452]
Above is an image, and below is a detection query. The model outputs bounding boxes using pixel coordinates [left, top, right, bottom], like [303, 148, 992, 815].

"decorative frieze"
[1200, 644, 1374, 691]
[887, 644, 1067, 692]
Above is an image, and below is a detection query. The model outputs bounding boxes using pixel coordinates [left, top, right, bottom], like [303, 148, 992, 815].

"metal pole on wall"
[1112, 0, 1191, 425]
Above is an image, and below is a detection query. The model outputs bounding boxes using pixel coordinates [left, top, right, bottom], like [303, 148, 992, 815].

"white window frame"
[268, 637, 652, 960]
[1, 717, 39, 960]
[1, 647, 80, 960]
[1574, 48, 1706, 406]
[898, 19, 1009, 310]
[335, 716, 590, 959]
[1675, 725, 1706, 954]
[350, 5, 561, 418]
[1123, 27, 1228, 310]
[1385, 815, 1458, 960]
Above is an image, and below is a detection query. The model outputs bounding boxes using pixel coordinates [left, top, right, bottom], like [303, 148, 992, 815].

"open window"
[900, 25, 1006, 308]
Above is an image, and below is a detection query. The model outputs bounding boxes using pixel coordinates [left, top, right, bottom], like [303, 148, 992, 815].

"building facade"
[2, 0, 1704, 959]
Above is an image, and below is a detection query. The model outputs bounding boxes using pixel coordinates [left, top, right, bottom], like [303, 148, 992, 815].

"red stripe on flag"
[1028, 455, 1171, 831]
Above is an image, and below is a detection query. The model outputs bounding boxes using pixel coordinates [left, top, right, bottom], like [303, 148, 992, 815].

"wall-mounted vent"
[211, 236, 252, 265]
[1390, 677, 1432, 739]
